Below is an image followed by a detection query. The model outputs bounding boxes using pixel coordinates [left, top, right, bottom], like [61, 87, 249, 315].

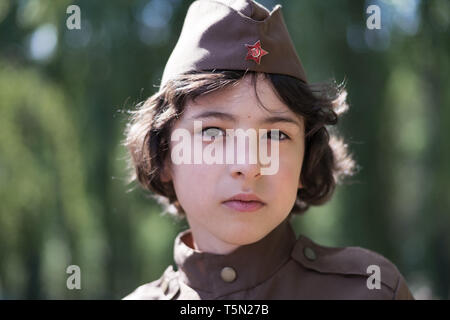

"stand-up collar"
[173, 217, 297, 298]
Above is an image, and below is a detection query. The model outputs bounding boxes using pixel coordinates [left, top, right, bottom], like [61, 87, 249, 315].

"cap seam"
[392, 273, 401, 300]
[195, 0, 282, 24]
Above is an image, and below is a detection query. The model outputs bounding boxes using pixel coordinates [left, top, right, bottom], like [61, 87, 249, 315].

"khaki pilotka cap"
[159, 0, 308, 90]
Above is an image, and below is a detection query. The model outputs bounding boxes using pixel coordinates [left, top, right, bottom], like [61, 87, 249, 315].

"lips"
[224, 193, 265, 203]
[222, 193, 266, 212]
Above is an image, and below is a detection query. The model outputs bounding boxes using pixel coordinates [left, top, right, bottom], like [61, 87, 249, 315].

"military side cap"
[160, 0, 308, 89]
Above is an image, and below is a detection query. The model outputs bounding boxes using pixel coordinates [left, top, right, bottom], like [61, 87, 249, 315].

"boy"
[122, 0, 414, 299]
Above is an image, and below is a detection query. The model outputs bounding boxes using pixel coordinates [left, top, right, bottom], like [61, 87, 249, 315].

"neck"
[181, 232, 240, 255]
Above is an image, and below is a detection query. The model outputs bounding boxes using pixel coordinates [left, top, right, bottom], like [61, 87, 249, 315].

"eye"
[265, 130, 290, 141]
[201, 127, 225, 139]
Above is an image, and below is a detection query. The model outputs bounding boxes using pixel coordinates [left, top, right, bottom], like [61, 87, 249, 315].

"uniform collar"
[173, 217, 297, 298]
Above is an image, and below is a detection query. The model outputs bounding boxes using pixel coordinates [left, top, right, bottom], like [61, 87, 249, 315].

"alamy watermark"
[366, 4, 381, 30]
[366, 264, 381, 290]
[66, 5, 81, 30]
[170, 121, 281, 175]
[66, 265, 81, 290]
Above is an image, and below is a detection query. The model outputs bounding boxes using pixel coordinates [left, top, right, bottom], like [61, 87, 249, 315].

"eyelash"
[201, 127, 290, 141]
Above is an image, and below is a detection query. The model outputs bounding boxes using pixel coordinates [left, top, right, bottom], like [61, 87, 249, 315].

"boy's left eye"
[263, 130, 290, 141]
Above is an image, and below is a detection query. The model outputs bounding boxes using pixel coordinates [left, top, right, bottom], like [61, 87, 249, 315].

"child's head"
[123, 0, 357, 251]
[124, 70, 355, 248]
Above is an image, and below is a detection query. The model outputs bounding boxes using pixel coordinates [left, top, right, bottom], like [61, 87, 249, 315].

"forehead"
[182, 73, 300, 121]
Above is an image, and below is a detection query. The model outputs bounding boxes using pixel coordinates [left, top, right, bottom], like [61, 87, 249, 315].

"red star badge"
[245, 40, 269, 65]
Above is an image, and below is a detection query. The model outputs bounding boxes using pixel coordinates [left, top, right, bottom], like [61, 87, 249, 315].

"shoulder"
[290, 234, 415, 299]
[122, 265, 180, 300]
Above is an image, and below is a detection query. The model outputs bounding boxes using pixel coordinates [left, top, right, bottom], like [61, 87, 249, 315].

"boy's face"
[164, 73, 305, 254]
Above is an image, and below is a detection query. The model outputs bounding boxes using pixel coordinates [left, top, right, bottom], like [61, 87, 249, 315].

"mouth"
[222, 193, 266, 212]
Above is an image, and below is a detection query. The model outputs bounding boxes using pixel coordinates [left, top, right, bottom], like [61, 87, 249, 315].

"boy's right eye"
[202, 127, 225, 139]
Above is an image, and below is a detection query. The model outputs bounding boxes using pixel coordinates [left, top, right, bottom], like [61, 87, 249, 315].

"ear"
[298, 180, 303, 189]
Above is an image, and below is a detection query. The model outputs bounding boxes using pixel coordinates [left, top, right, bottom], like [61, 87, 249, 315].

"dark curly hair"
[124, 70, 358, 218]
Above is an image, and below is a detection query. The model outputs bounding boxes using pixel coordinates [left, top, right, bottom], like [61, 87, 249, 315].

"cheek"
[269, 163, 301, 211]
[274, 147, 303, 189]
[170, 163, 219, 201]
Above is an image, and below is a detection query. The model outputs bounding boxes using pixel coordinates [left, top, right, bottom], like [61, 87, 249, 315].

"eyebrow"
[188, 111, 302, 128]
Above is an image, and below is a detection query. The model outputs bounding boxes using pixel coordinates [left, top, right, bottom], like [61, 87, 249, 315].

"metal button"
[220, 267, 237, 283]
[303, 247, 317, 261]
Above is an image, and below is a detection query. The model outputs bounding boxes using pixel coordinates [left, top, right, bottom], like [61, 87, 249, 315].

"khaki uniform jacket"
[123, 218, 415, 300]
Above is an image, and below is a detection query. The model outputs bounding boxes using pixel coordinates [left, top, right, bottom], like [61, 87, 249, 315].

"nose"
[228, 134, 262, 181]
[230, 162, 261, 180]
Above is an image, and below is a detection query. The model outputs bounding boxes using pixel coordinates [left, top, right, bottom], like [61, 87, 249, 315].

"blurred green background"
[0, 0, 449, 299]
